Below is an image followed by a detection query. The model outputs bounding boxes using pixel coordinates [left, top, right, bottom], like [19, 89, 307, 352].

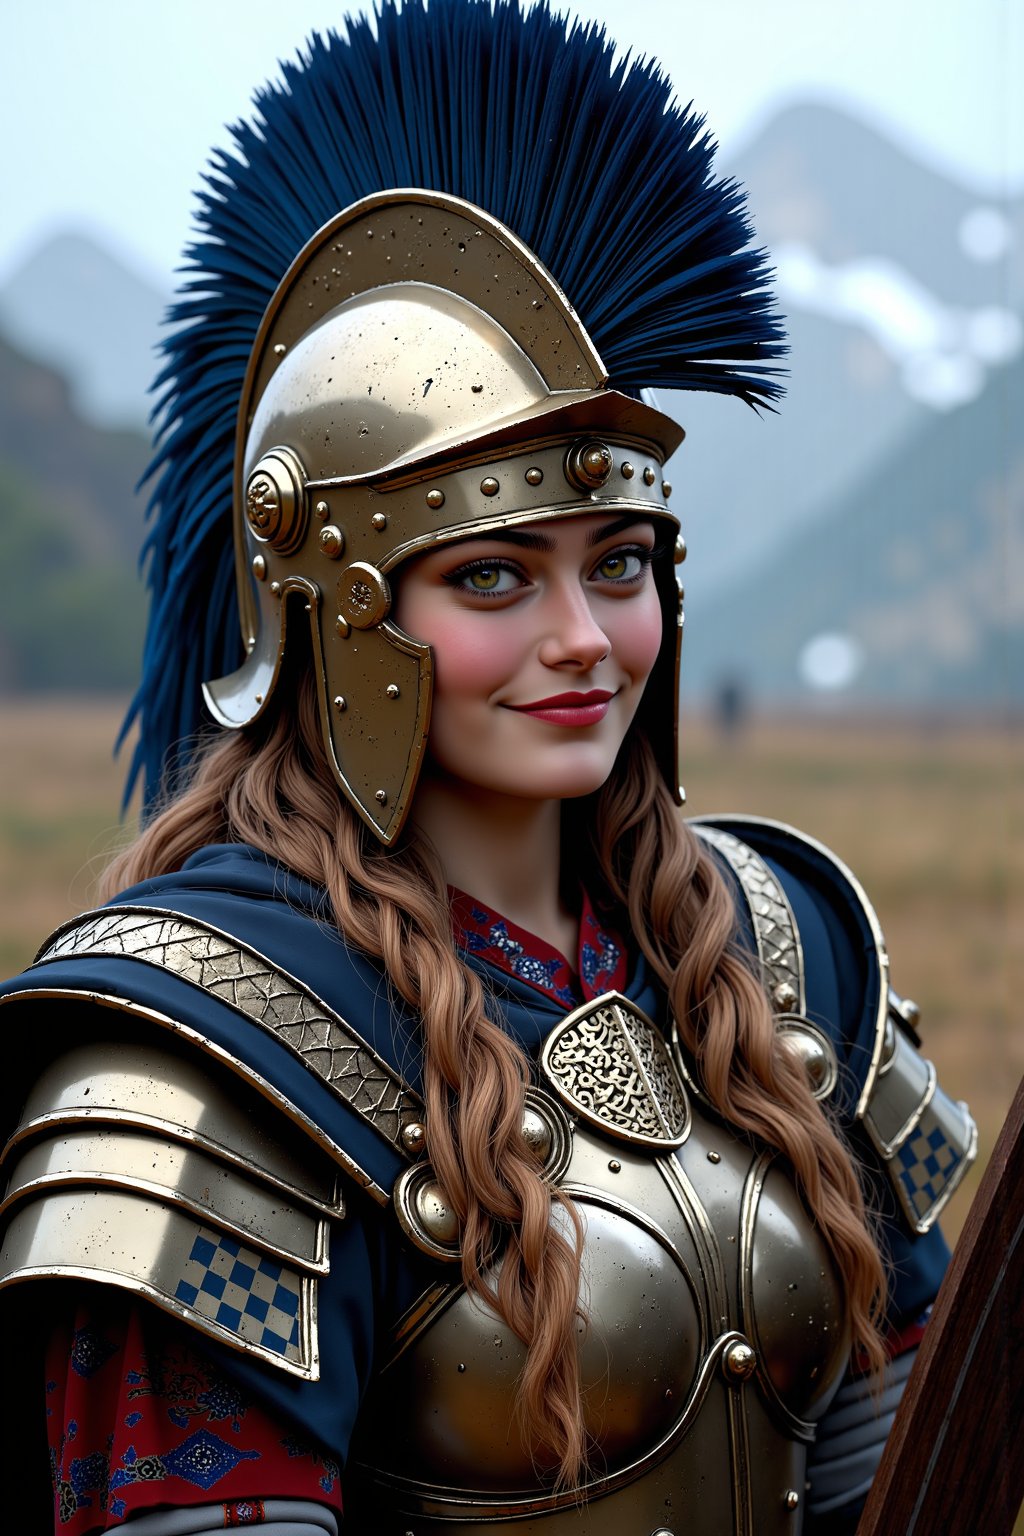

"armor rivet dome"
[675, 534, 687, 564]
[315, 500, 329, 521]
[426, 489, 446, 509]
[251, 555, 267, 581]
[723, 1339, 758, 1381]
[480, 476, 500, 496]
[772, 981, 799, 1013]
[525, 466, 544, 486]
[333, 695, 347, 712]
[401, 1121, 426, 1155]
[371, 511, 389, 529]
[784, 1490, 800, 1511]
[273, 342, 287, 356]
[375, 789, 388, 804]
[708, 1150, 721, 1163]
[521, 1106, 553, 1162]
[621, 461, 635, 479]
[414, 1178, 460, 1246]
[319, 525, 345, 559]
[339, 562, 391, 629]
[608, 1158, 622, 1173]
[245, 448, 308, 555]
[386, 684, 401, 699]
[643, 465, 656, 485]
[662, 480, 672, 497]
[565, 439, 614, 490]
[785, 1030, 830, 1091]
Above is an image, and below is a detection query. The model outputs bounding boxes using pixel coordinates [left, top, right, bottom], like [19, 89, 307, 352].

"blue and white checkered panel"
[895, 1102, 965, 1227]
[174, 1226, 304, 1365]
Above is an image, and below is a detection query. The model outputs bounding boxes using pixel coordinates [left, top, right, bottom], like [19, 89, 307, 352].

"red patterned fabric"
[450, 886, 627, 1005]
[45, 1299, 341, 1532]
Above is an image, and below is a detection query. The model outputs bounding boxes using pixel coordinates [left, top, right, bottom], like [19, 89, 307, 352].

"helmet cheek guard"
[204, 192, 684, 844]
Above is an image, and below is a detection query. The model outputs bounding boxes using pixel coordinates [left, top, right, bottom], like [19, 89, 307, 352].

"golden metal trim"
[33, 906, 424, 1156]
[540, 991, 690, 1149]
[691, 814, 890, 1119]
[0, 986, 388, 1205]
[2, 1129, 328, 1273]
[692, 824, 806, 1016]
[1, 1191, 319, 1380]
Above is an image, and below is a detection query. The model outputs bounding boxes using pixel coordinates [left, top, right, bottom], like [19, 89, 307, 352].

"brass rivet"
[251, 554, 267, 581]
[773, 981, 799, 1012]
[525, 467, 544, 486]
[662, 480, 672, 498]
[270, 581, 282, 597]
[335, 614, 351, 638]
[480, 476, 500, 496]
[643, 466, 656, 485]
[783, 1490, 800, 1512]
[723, 1340, 757, 1382]
[707, 1150, 721, 1164]
[426, 489, 445, 509]
[386, 684, 400, 699]
[621, 461, 635, 479]
[371, 512, 388, 529]
[900, 996, 922, 1028]
[375, 789, 388, 805]
[319, 525, 345, 559]
[608, 1159, 622, 1173]
[333, 695, 347, 712]
[675, 535, 687, 564]
[315, 500, 330, 521]
[401, 1121, 426, 1155]
[254, 693, 263, 705]
[273, 342, 287, 356]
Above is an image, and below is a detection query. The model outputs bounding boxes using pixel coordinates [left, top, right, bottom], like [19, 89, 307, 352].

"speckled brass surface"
[205, 191, 684, 843]
[862, 1008, 977, 1233]
[0, 1033, 334, 1375]
[348, 992, 850, 1535]
[34, 906, 424, 1155]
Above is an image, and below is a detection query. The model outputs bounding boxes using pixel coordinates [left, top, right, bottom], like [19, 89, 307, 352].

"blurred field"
[1, 696, 1020, 1248]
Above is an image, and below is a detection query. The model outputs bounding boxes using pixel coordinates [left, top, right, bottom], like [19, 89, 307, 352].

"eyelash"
[444, 544, 656, 597]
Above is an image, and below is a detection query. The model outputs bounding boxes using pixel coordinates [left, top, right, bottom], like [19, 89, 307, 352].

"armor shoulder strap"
[691, 815, 976, 1234]
[21, 902, 424, 1190]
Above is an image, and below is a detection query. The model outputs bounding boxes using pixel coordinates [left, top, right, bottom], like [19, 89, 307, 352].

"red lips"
[507, 689, 615, 726]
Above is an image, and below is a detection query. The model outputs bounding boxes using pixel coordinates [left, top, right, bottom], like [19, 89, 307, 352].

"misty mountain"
[731, 102, 1024, 307]
[683, 345, 1023, 708]
[0, 231, 167, 430]
[0, 335, 148, 691]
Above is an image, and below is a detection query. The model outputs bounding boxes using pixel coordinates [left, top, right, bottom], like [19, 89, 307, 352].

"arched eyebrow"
[458, 515, 654, 554]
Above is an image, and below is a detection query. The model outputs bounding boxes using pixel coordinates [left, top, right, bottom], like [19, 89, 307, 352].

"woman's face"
[393, 512, 665, 806]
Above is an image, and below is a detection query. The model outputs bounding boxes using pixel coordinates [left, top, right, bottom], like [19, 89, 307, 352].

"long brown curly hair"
[102, 662, 886, 1485]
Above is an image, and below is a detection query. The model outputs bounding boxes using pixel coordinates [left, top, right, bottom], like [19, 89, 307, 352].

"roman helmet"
[125, 0, 784, 840]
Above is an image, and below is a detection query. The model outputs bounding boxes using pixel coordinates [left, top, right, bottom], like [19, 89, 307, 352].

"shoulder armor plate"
[0, 1035, 340, 1377]
[862, 1000, 977, 1233]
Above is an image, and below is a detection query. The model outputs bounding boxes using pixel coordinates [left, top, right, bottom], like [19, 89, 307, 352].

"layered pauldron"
[0, 821, 976, 1534]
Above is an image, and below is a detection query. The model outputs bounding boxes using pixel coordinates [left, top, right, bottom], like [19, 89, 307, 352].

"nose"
[536, 579, 610, 671]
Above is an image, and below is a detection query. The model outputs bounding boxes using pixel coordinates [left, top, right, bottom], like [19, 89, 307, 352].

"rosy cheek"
[420, 614, 513, 698]
[616, 590, 664, 681]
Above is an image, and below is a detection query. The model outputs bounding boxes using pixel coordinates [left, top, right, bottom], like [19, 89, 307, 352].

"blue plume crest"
[124, 0, 786, 810]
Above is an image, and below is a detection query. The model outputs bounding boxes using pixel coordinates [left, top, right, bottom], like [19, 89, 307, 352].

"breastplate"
[347, 995, 850, 1535]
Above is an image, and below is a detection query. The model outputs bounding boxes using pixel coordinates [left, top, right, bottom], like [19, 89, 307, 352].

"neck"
[408, 772, 577, 957]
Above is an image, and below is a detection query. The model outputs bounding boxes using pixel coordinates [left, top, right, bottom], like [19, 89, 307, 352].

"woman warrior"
[0, 3, 974, 1532]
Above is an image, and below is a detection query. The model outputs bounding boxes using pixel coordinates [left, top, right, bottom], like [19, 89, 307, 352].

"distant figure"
[714, 673, 750, 740]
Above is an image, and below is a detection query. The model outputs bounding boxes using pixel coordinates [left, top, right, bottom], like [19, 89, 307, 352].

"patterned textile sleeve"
[45, 1292, 343, 1533]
